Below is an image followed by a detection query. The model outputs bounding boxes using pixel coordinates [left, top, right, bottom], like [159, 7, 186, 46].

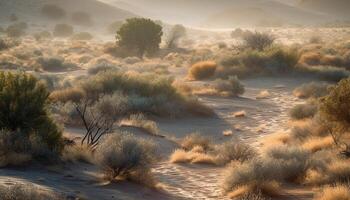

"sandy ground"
[0, 74, 320, 200]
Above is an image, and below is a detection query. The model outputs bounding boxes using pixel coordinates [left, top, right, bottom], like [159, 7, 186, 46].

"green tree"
[0, 72, 63, 153]
[116, 18, 163, 58]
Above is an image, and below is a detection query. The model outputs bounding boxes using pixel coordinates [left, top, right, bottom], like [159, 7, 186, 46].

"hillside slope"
[205, 1, 328, 27]
[299, 0, 350, 19]
[110, 0, 328, 27]
[0, 0, 136, 26]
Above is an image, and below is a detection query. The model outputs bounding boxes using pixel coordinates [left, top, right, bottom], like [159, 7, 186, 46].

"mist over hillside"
[299, 0, 350, 19]
[101, 0, 346, 28]
[0, 0, 135, 27]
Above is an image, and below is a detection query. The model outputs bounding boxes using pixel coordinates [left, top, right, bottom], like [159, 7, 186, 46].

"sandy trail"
[149, 77, 309, 200]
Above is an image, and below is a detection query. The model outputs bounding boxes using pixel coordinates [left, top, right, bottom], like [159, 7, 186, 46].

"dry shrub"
[289, 103, 317, 120]
[180, 133, 211, 151]
[0, 184, 61, 200]
[223, 160, 282, 198]
[321, 55, 343, 67]
[216, 140, 256, 165]
[87, 63, 118, 75]
[264, 145, 311, 182]
[95, 133, 158, 185]
[315, 185, 350, 200]
[188, 61, 217, 80]
[242, 32, 275, 51]
[119, 114, 159, 136]
[214, 76, 245, 97]
[305, 66, 349, 82]
[6, 22, 27, 38]
[36, 56, 77, 72]
[62, 144, 94, 164]
[293, 82, 329, 99]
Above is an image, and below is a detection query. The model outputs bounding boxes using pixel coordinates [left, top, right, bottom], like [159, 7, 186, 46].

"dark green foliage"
[0, 72, 63, 158]
[320, 78, 350, 126]
[116, 18, 163, 57]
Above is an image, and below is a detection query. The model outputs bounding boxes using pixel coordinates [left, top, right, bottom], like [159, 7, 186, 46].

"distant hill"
[0, 0, 136, 26]
[110, 0, 331, 27]
[205, 1, 328, 28]
[299, 0, 350, 19]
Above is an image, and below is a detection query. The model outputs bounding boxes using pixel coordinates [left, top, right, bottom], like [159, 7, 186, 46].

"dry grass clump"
[87, 64, 118, 75]
[95, 133, 158, 186]
[315, 185, 350, 200]
[256, 90, 271, 99]
[223, 160, 282, 198]
[293, 82, 329, 99]
[180, 133, 211, 151]
[264, 145, 311, 182]
[119, 114, 159, 136]
[36, 56, 77, 72]
[61, 144, 94, 164]
[302, 66, 349, 82]
[302, 136, 334, 153]
[233, 110, 247, 118]
[170, 148, 216, 164]
[218, 46, 299, 79]
[289, 103, 318, 120]
[214, 76, 245, 97]
[188, 61, 217, 80]
[0, 184, 62, 200]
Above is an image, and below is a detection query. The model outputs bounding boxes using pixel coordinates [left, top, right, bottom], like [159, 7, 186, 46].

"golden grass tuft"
[233, 110, 246, 118]
[302, 136, 334, 153]
[256, 90, 271, 99]
[315, 185, 350, 200]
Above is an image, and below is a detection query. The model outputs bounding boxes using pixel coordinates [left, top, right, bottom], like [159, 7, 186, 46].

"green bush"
[117, 18, 163, 57]
[320, 78, 350, 126]
[0, 72, 63, 162]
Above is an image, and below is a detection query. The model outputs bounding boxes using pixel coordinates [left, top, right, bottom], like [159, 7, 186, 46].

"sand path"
[150, 77, 309, 200]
